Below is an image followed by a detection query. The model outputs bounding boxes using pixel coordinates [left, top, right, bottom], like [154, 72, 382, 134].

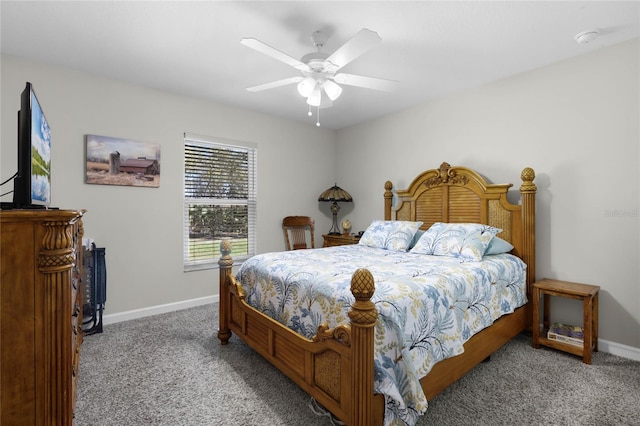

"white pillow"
[358, 220, 423, 252]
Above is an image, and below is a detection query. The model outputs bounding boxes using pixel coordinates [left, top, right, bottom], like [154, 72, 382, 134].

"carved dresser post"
[348, 268, 378, 426]
[38, 217, 81, 425]
[218, 239, 233, 344]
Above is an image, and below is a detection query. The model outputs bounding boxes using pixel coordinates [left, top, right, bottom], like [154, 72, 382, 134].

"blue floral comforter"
[236, 245, 527, 425]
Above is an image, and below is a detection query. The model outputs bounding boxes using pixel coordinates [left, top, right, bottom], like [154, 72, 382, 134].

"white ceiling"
[1, 1, 638, 130]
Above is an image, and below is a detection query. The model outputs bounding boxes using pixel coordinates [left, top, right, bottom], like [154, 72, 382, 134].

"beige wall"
[336, 39, 640, 350]
[1, 54, 337, 315]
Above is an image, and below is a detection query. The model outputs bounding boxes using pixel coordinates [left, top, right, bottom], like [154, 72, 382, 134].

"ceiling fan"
[241, 28, 397, 126]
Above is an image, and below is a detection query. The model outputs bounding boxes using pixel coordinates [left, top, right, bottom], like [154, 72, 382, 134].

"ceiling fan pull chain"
[308, 104, 312, 117]
[316, 106, 321, 127]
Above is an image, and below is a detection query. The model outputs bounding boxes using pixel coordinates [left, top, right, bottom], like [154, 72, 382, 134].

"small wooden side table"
[322, 234, 361, 247]
[532, 279, 600, 364]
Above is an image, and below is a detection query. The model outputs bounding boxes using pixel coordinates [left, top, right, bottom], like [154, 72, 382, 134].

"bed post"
[218, 239, 233, 345]
[348, 268, 378, 426]
[384, 181, 393, 221]
[519, 167, 537, 302]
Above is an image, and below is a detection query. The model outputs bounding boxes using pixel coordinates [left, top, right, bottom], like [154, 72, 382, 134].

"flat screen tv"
[12, 82, 52, 208]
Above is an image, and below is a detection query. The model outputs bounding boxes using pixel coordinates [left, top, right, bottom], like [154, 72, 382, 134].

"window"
[183, 133, 257, 270]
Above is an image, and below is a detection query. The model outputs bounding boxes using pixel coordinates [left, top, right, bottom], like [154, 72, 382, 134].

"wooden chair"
[282, 216, 315, 250]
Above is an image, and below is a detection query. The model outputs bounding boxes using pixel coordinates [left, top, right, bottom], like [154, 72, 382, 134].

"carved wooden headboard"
[383, 162, 537, 295]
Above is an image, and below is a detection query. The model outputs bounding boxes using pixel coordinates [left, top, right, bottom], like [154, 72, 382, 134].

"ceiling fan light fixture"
[319, 95, 333, 109]
[307, 86, 322, 106]
[242, 28, 393, 127]
[323, 79, 343, 101]
[297, 77, 316, 97]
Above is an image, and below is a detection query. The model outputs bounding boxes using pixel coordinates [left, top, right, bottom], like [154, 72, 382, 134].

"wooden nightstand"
[322, 234, 361, 247]
[532, 279, 600, 364]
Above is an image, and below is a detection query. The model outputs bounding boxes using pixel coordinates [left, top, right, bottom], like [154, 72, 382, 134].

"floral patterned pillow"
[410, 222, 501, 261]
[358, 220, 423, 252]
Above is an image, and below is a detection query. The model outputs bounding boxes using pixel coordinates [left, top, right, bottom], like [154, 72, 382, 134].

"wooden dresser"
[1, 209, 85, 425]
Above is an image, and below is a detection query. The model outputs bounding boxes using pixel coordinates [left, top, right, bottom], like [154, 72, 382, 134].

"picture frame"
[85, 134, 160, 187]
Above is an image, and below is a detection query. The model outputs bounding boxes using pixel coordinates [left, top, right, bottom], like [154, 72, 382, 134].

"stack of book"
[547, 322, 584, 347]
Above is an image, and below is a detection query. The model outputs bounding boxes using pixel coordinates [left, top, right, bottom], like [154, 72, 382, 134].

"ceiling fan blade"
[246, 76, 303, 92]
[324, 29, 382, 71]
[333, 73, 398, 92]
[241, 38, 311, 72]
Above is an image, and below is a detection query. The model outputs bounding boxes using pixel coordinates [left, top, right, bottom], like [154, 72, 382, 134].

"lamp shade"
[307, 86, 322, 106]
[297, 77, 316, 97]
[322, 79, 343, 101]
[318, 184, 353, 202]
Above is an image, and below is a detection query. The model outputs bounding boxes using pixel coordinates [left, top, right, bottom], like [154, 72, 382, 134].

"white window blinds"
[183, 133, 257, 270]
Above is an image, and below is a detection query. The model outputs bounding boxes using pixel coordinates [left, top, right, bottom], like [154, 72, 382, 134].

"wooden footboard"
[218, 240, 380, 425]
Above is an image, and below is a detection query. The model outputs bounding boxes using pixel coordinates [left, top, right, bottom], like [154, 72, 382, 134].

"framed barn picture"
[85, 134, 160, 187]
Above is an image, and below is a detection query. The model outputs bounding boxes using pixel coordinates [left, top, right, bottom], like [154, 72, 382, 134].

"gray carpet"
[75, 304, 640, 426]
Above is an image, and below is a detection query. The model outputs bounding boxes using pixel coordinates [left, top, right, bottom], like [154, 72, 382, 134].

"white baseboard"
[102, 295, 219, 326]
[598, 338, 640, 361]
[103, 299, 640, 362]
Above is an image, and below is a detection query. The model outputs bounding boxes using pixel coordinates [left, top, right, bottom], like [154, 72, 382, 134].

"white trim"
[102, 295, 218, 325]
[183, 132, 258, 149]
[598, 338, 640, 361]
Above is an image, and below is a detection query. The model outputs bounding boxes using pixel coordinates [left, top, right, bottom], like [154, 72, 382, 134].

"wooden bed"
[217, 162, 536, 425]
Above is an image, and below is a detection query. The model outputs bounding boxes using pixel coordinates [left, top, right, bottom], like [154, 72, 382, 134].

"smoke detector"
[575, 30, 599, 44]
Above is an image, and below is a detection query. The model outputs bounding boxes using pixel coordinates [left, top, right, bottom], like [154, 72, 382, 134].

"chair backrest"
[282, 216, 315, 250]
